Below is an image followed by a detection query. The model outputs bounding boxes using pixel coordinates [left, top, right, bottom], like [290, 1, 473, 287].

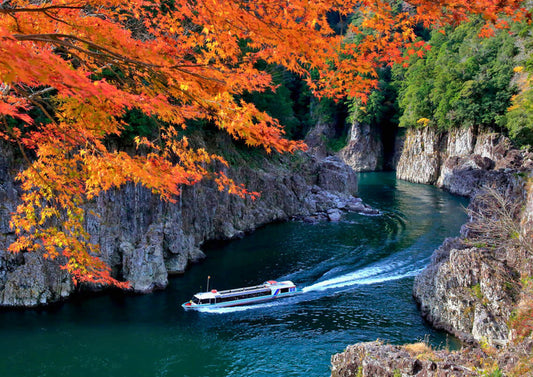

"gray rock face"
[402, 126, 533, 347]
[397, 126, 533, 197]
[332, 128, 533, 374]
[400, 127, 533, 348]
[0, 253, 73, 307]
[396, 127, 443, 184]
[304, 120, 336, 158]
[339, 122, 384, 172]
[0, 139, 364, 306]
[413, 240, 518, 347]
[331, 341, 483, 377]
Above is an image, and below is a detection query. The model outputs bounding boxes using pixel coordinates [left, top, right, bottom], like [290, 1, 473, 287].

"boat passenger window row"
[216, 290, 270, 303]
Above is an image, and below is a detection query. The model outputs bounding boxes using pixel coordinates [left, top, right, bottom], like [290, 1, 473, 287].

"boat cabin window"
[192, 297, 212, 305]
[216, 289, 270, 303]
[280, 288, 290, 294]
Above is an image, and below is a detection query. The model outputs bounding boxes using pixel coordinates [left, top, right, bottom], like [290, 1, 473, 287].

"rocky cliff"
[339, 122, 384, 172]
[332, 126, 533, 376]
[331, 339, 533, 377]
[0, 135, 372, 307]
[398, 126, 533, 347]
[396, 126, 533, 197]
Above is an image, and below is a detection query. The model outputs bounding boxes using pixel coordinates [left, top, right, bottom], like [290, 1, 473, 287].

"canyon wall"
[339, 122, 384, 172]
[0, 136, 366, 307]
[397, 126, 531, 196]
[332, 126, 533, 376]
[397, 126, 532, 346]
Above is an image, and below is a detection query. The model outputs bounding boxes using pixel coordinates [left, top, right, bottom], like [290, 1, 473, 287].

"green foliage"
[324, 134, 348, 153]
[395, 19, 518, 131]
[506, 79, 533, 147]
[241, 65, 313, 140]
[471, 283, 484, 300]
[479, 367, 503, 377]
[348, 67, 399, 128]
[120, 108, 159, 142]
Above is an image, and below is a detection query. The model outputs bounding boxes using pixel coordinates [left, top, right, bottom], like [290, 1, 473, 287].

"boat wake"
[197, 219, 435, 314]
[301, 263, 423, 293]
[196, 258, 425, 314]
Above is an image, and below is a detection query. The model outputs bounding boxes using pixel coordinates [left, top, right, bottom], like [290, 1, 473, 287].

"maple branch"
[27, 86, 55, 100]
[42, 10, 73, 26]
[10, 33, 225, 84]
[11, 85, 58, 130]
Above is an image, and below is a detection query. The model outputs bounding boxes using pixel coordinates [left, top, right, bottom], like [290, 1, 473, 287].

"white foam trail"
[349, 268, 423, 286]
[302, 264, 423, 293]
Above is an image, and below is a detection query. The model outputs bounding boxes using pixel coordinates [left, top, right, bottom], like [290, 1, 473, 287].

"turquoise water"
[0, 173, 468, 376]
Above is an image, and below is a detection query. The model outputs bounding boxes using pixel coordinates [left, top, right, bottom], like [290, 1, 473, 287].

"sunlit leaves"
[0, 0, 528, 286]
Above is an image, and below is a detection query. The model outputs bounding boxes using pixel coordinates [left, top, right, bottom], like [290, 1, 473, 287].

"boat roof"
[193, 280, 295, 300]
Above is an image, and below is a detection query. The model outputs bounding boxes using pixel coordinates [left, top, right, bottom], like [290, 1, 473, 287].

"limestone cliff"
[396, 126, 533, 197]
[339, 122, 384, 172]
[332, 127, 533, 376]
[0, 136, 369, 307]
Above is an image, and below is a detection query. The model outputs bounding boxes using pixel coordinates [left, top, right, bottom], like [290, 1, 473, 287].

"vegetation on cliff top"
[396, 19, 518, 132]
[349, 15, 533, 151]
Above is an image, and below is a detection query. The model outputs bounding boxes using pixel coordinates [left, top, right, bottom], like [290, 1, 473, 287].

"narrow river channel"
[0, 172, 469, 377]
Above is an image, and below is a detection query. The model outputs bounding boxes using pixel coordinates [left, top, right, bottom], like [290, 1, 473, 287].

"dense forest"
[239, 15, 533, 156]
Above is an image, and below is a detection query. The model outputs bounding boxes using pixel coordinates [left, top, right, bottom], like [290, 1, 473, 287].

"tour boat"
[182, 280, 299, 310]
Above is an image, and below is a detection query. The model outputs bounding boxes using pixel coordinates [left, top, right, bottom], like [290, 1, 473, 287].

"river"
[0, 172, 468, 376]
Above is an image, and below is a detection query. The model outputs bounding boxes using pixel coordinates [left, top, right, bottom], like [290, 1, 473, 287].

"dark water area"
[0, 173, 468, 377]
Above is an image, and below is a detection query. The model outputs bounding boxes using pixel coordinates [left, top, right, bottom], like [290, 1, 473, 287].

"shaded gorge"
[0, 172, 468, 376]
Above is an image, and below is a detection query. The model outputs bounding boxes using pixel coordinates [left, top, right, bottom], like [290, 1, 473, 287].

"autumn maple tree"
[0, 0, 528, 287]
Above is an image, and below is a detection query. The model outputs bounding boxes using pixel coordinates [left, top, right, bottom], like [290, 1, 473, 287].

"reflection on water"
[0, 173, 468, 377]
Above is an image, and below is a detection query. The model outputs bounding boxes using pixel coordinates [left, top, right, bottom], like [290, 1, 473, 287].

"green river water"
[0, 172, 469, 376]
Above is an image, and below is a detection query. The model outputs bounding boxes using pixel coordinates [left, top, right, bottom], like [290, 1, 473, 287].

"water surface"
[0, 173, 468, 376]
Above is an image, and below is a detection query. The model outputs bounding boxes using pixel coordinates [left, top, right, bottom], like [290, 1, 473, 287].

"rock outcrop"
[331, 341, 484, 377]
[332, 127, 533, 376]
[396, 126, 443, 184]
[339, 122, 384, 172]
[0, 139, 369, 307]
[331, 340, 533, 377]
[395, 126, 532, 348]
[413, 239, 520, 347]
[397, 126, 533, 197]
[332, 180, 533, 374]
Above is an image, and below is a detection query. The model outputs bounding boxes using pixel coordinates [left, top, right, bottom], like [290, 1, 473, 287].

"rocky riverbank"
[0, 134, 377, 307]
[331, 127, 533, 376]
[397, 126, 533, 197]
[331, 339, 533, 377]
